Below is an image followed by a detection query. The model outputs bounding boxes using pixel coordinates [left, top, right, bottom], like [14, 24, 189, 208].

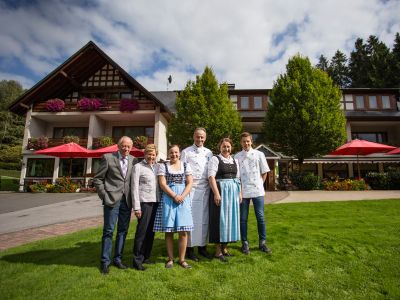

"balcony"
[27, 138, 88, 150]
[32, 99, 156, 112]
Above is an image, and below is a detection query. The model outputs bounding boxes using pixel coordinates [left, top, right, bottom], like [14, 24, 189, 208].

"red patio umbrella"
[89, 144, 144, 158]
[386, 147, 400, 155]
[330, 139, 396, 178]
[35, 142, 91, 176]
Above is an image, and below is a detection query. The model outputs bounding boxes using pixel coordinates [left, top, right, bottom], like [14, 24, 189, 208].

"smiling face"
[219, 141, 232, 157]
[193, 129, 206, 147]
[145, 150, 157, 165]
[168, 145, 180, 163]
[240, 136, 253, 151]
[118, 137, 133, 158]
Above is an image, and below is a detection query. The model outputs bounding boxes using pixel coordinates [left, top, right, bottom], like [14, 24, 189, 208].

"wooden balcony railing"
[27, 138, 88, 150]
[92, 137, 154, 148]
[32, 99, 156, 112]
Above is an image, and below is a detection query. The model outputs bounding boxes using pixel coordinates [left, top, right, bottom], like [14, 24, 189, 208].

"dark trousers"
[100, 197, 131, 265]
[133, 202, 159, 266]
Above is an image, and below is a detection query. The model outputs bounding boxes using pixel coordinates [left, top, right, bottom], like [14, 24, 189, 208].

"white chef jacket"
[181, 144, 213, 185]
[235, 148, 270, 198]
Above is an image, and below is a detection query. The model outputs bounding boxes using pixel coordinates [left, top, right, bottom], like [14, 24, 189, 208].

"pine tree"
[316, 54, 329, 72]
[328, 50, 351, 88]
[349, 38, 370, 87]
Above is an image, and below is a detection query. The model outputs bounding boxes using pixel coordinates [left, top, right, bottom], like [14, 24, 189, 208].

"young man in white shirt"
[235, 132, 272, 254]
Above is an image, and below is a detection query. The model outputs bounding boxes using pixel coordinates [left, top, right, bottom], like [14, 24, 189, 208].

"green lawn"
[1, 200, 399, 300]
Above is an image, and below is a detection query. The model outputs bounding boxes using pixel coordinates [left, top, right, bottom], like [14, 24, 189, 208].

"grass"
[0, 169, 20, 178]
[1, 200, 400, 299]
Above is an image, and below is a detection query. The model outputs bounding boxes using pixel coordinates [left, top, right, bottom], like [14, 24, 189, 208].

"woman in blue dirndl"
[154, 145, 194, 268]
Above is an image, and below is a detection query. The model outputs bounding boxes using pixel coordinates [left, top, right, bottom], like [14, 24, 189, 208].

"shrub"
[120, 99, 139, 112]
[365, 172, 389, 190]
[50, 177, 79, 193]
[77, 97, 104, 111]
[92, 136, 114, 149]
[388, 170, 400, 189]
[322, 179, 368, 191]
[133, 136, 148, 149]
[63, 136, 80, 144]
[291, 172, 321, 190]
[45, 98, 65, 112]
[0, 161, 21, 170]
[29, 182, 48, 193]
[0, 176, 19, 191]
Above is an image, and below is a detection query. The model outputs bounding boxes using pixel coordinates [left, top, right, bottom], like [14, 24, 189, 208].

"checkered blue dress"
[153, 162, 193, 232]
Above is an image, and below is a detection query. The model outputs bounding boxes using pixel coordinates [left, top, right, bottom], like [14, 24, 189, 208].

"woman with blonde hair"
[132, 144, 159, 271]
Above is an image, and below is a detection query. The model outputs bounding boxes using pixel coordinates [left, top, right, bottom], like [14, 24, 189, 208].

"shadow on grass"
[1, 237, 167, 268]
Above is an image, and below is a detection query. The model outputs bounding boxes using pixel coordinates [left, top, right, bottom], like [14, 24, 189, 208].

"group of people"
[93, 128, 271, 274]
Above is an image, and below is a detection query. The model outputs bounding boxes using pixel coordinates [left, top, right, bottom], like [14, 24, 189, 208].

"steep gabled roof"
[9, 41, 169, 115]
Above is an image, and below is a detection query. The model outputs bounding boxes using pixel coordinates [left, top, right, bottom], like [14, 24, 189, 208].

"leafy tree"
[329, 50, 351, 88]
[263, 55, 346, 167]
[168, 66, 242, 152]
[0, 80, 25, 147]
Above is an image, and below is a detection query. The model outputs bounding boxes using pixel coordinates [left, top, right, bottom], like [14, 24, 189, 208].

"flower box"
[119, 99, 139, 112]
[45, 98, 65, 112]
[77, 97, 105, 111]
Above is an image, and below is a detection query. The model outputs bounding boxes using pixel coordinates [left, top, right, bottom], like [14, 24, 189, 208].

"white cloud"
[0, 71, 35, 89]
[0, 0, 399, 91]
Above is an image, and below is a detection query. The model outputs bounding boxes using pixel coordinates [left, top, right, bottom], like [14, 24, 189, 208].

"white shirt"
[235, 148, 270, 198]
[181, 144, 213, 183]
[207, 154, 240, 178]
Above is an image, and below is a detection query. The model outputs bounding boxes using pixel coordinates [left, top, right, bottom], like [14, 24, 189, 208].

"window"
[352, 132, 387, 143]
[121, 92, 132, 99]
[230, 95, 238, 109]
[59, 158, 86, 177]
[26, 158, 55, 177]
[381, 96, 391, 109]
[54, 127, 88, 138]
[344, 94, 354, 110]
[254, 96, 263, 109]
[355, 96, 365, 109]
[113, 126, 154, 140]
[240, 96, 249, 109]
[368, 96, 377, 109]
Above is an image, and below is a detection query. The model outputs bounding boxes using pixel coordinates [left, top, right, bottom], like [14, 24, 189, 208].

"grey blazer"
[93, 151, 138, 207]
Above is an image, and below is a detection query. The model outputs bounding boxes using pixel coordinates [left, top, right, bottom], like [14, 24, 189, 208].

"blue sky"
[0, 0, 399, 91]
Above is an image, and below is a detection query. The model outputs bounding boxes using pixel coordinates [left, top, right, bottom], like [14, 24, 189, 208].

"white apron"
[188, 179, 210, 247]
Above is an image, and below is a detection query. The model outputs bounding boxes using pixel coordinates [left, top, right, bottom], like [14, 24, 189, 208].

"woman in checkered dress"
[154, 145, 194, 268]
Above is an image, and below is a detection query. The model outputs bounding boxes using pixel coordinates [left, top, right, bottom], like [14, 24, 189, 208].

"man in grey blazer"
[93, 136, 138, 274]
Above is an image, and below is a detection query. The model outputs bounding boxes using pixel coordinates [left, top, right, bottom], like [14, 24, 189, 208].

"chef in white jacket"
[181, 128, 213, 261]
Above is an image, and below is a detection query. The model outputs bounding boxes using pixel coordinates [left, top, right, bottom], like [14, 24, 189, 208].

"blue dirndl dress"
[153, 162, 193, 232]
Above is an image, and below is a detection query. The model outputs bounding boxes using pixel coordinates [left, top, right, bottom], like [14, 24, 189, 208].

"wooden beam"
[60, 70, 81, 89]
